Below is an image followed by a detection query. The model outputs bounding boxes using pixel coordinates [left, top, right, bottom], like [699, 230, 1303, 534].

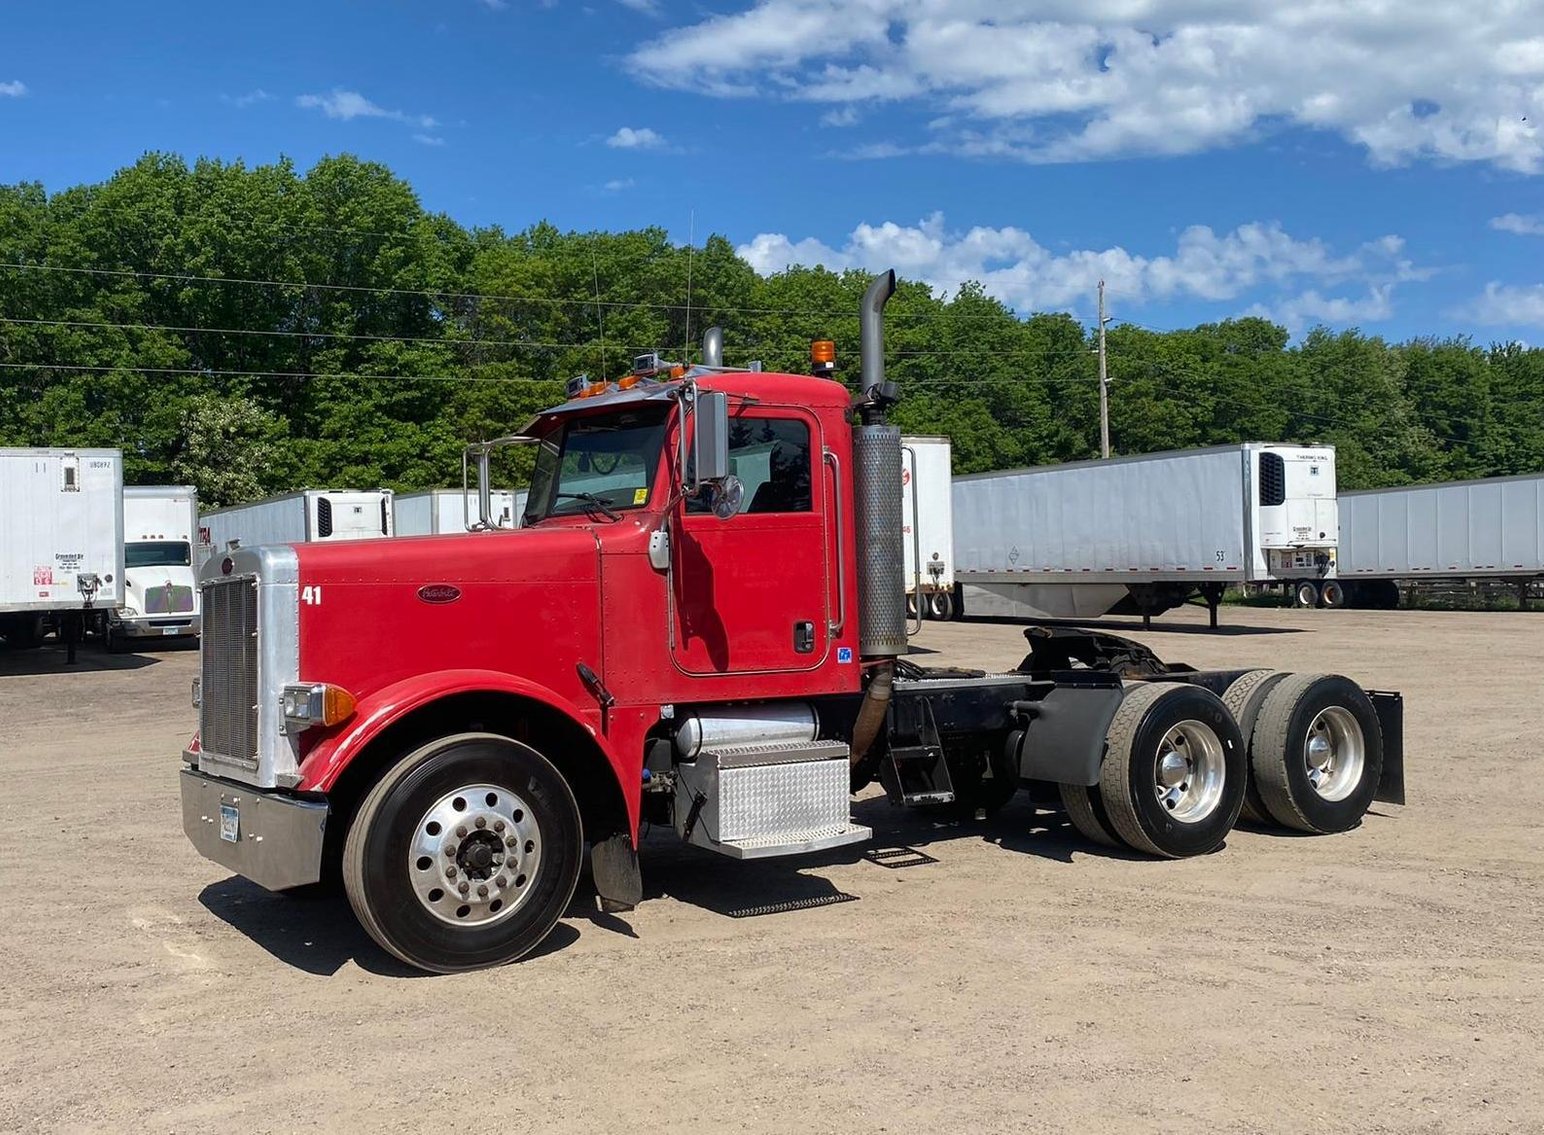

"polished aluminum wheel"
[409, 783, 543, 926]
[1304, 706, 1365, 802]
[1152, 720, 1227, 823]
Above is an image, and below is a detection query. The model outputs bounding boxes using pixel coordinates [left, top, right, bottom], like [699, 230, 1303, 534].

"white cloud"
[0, 80, 26, 98]
[821, 106, 860, 127]
[1462, 282, 1544, 326]
[607, 125, 665, 149]
[412, 133, 446, 146]
[603, 178, 636, 192]
[1492, 213, 1544, 235]
[296, 89, 438, 130]
[629, 1, 1544, 171]
[617, 0, 660, 12]
[223, 89, 271, 109]
[738, 213, 1418, 321]
[1245, 287, 1394, 330]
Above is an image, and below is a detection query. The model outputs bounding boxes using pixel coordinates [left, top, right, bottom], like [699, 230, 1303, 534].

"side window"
[689, 417, 813, 514]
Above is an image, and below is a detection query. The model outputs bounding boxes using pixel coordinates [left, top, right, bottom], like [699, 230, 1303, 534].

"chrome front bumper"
[120, 614, 202, 638]
[180, 767, 328, 891]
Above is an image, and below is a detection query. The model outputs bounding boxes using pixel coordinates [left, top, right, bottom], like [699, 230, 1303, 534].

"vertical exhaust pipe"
[701, 326, 724, 368]
[849, 269, 903, 768]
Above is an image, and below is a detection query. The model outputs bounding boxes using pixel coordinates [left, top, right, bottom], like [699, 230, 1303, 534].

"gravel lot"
[2, 606, 1541, 1134]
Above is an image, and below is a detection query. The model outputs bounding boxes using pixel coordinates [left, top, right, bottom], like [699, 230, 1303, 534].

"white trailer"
[107, 485, 201, 649]
[901, 436, 955, 619]
[199, 490, 395, 564]
[394, 489, 524, 536]
[952, 443, 1340, 627]
[0, 447, 124, 648]
[1337, 472, 1544, 608]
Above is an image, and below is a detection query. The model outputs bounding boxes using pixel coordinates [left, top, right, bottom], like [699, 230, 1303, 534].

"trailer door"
[670, 409, 830, 676]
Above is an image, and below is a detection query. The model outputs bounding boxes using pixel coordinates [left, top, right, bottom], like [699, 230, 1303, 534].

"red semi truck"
[180, 272, 1404, 973]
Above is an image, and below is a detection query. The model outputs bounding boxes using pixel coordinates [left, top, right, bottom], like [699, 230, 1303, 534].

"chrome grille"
[200, 576, 259, 767]
[145, 584, 196, 614]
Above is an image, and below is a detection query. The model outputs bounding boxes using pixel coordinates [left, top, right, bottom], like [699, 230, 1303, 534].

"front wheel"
[343, 732, 583, 973]
[1098, 682, 1246, 858]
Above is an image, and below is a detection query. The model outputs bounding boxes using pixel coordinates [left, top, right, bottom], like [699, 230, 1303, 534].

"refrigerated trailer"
[952, 444, 1341, 626]
[107, 485, 201, 649]
[198, 490, 394, 565]
[901, 436, 955, 620]
[394, 489, 524, 536]
[178, 274, 1402, 975]
[0, 447, 124, 649]
[1337, 472, 1544, 608]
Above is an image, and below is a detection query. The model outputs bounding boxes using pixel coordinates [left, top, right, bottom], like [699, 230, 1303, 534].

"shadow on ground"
[0, 641, 163, 677]
[198, 875, 579, 977]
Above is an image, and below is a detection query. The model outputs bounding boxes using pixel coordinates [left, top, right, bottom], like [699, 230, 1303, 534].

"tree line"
[2, 152, 1541, 506]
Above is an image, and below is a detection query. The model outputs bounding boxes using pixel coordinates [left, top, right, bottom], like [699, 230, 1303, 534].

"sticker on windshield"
[632, 488, 649, 505]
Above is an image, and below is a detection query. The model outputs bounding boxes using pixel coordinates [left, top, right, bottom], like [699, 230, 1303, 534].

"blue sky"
[2, 0, 1542, 340]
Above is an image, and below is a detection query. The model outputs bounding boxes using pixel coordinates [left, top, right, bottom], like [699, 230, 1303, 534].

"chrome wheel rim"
[1305, 706, 1364, 801]
[409, 783, 543, 927]
[1152, 720, 1227, 823]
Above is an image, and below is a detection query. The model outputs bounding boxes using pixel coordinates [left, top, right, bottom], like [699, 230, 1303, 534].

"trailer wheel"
[1250, 674, 1383, 834]
[343, 732, 583, 973]
[1098, 682, 1246, 858]
[1294, 580, 1321, 608]
[927, 590, 954, 621]
[1319, 580, 1346, 609]
[1059, 783, 1121, 848]
[1221, 669, 1290, 825]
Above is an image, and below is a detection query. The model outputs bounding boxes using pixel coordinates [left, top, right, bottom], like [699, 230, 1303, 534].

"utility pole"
[1097, 279, 1111, 459]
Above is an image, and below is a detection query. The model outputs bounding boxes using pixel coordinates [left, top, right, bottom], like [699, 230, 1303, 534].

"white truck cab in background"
[108, 485, 201, 649]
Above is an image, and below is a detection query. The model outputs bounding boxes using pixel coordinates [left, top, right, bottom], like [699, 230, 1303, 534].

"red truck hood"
[293, 527, 605, 707]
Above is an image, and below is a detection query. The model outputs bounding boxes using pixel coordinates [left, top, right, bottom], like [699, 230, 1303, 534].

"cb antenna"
[683, 208, 695, 362]
[591, 240, 606, 378]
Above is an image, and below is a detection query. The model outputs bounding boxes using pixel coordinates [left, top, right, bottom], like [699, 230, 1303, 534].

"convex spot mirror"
[706, 475, 743, 520]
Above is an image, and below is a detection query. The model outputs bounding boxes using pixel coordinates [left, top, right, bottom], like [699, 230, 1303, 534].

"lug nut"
[475, 816, 486, 829]
[458, 882, 470, 895]
[495, 875, 507, 889]
[445, 866, 457, 878]
[443, 841, 456, 855]
[477, 885, 488, 897]
[505, 836, 518, 849]
[456, 825, 467, 838]
[494, 820, 505, 833]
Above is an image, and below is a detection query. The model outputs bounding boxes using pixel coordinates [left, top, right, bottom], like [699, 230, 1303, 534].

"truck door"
[670, 409, 830, 675]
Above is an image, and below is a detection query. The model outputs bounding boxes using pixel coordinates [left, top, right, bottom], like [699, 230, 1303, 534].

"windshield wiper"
[552, 492, 621, 521]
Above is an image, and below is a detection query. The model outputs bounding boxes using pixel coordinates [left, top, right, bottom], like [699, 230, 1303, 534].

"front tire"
[1098, 682, 1246, 858]
[343, 732, 583, 974]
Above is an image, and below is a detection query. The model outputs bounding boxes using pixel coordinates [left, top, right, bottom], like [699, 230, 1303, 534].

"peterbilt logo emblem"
[417, 584, 462, 604]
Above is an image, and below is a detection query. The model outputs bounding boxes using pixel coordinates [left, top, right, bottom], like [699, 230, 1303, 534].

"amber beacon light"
[810, 339, 837, 378]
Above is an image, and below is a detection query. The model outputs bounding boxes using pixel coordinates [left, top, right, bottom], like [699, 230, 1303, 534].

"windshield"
[126, 540, 192, 569]
[524, 407, 669, 523]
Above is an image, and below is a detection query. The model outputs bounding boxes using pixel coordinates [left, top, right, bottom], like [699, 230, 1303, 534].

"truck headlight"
[282, 683, 357, 730]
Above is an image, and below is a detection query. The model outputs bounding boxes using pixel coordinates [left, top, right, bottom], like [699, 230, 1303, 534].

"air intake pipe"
[849, 269, 904, 768]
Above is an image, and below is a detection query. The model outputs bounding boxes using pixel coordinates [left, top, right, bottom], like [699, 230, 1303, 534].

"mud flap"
[1370, 690, 1405, 806]
[590, 832, 642, 913]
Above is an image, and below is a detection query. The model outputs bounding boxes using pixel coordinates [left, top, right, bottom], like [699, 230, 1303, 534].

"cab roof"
[520, 368, 853, 437]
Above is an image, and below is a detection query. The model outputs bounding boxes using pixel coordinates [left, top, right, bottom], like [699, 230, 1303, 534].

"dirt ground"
[2, 606, 1541, 1134]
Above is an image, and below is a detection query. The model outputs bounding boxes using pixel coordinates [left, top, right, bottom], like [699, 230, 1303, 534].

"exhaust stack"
[701, 326, 724, 368]
[852, 269, 906, 660]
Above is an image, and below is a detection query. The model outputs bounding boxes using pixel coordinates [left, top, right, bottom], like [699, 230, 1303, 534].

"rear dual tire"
[1249, 674, 1382, 834]
[1062, 682, 1246, 858]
